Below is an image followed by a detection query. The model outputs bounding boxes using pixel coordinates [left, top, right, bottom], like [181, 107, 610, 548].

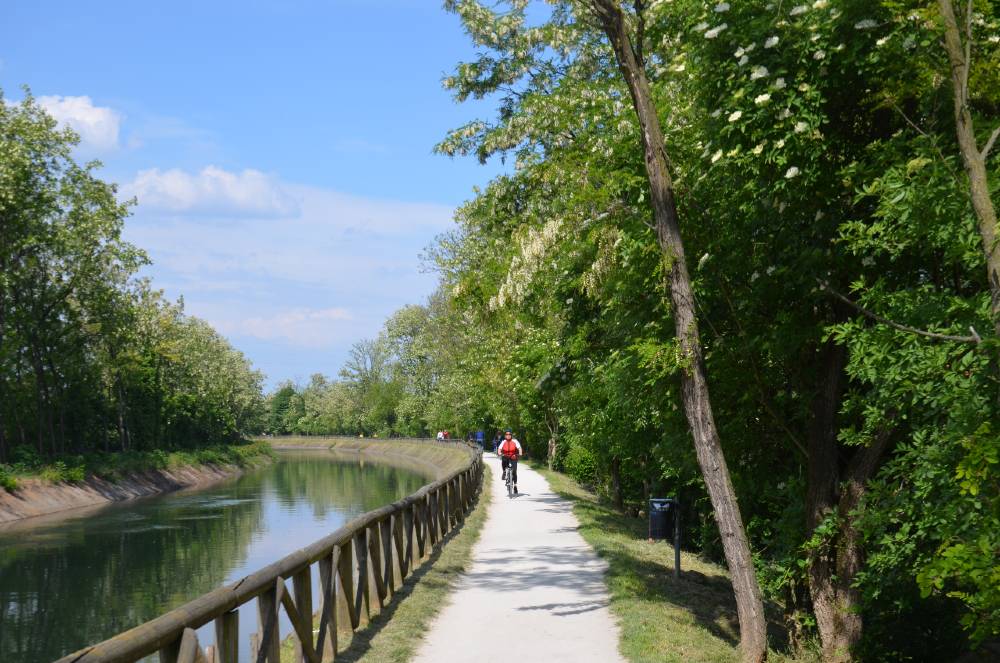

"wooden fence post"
[368, 523, 387, 611]
[338, 538, 359, 630]
[257, 581, 281, 663]
[279, 577, 319, 663]
[159, 637, 181, 663]
[403, 505, 414, 576]
[381, 516, 395, 597]
[292, 566, 312, 663]
[354, 531, 371, 622]
[415, 500, 427, 558]
[214, 610, 239, 663]
[318, 547, 339, 659]
[428, 492, 439, 547]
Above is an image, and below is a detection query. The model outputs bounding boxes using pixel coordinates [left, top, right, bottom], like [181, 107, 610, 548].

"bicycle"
[503, 463, 514, 498]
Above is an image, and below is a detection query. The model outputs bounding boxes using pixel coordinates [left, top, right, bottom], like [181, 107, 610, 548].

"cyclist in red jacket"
[499, 429, 522, 494]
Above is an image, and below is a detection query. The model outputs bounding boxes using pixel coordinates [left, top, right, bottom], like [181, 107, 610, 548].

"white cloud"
[38, 95, 122, 151]
[126, 189, 450, 288]
[214, 307, 355, 348]
[291, 186, 455, 235]
[123, 169, 454, 364]
[124, 166, 298, 217]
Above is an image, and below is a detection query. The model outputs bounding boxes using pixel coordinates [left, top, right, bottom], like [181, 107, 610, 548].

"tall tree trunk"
[0, 268, 6, 462]
[102, 409, 110, 454]
[589, 3, 768, 660]
[545, 405, 559, 470]
[0, 410, 6, 463]
[806, 345, 859, 662]
[0, 375, 7, 463]
[806, 343, 895, 661]
[154, 359, 163, 448]
[45, 355, 66, 455]
[28, 340, 55, 456]
[115, 378, 130, 451]
[939, 0, 1000, 336]
[13, 353, 28, 447]
[609, 455, 625, 511]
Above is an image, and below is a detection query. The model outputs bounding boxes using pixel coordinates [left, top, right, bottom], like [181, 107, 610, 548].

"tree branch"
[981, 126, 1000, 161]
[889, 101, 957, 177]
[845, 413, 896, 485]
[634, 0, 645, 67]
[818, 279, 983, 344]
[962, 0, 973, 107]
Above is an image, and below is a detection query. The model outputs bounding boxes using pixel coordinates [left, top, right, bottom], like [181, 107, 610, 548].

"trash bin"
[648, 498, 674, 540]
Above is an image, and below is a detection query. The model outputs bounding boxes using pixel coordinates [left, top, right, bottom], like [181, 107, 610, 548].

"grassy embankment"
[264, 435, 473, 479]
[530, 462, 818, 663]
[279, 466, 492, 663]
[0, 440, 274, 491]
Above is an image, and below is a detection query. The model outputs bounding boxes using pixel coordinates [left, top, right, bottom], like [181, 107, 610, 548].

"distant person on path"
[492, 432, 502, 454]
[499, 430, 522, 495]
[436, 430, 445, 441]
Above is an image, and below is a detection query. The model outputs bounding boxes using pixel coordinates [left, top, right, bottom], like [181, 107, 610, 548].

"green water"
[0, 449, 428, 662]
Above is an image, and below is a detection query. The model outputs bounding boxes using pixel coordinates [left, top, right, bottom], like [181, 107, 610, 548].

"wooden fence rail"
[56, 442, 483, 663]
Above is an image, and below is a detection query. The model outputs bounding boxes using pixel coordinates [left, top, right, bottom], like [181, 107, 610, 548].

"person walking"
[498, 429, 522, 495]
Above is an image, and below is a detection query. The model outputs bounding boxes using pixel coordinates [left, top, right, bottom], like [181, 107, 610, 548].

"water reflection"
[0, 450, 428, 662]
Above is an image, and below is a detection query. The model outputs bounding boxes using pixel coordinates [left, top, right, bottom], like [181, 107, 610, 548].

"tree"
[0, 90, 265, 461]
[586, 3, 768, 659]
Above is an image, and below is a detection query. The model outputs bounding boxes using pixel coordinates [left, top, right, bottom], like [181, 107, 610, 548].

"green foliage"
[915, 424, 1000, 646]
[562, 443, 599, 486]
[0, 90, 264, 465]
[45, 461, 86, 483]
[0, 465, 18, 491]
[415, 0, 1000, 657]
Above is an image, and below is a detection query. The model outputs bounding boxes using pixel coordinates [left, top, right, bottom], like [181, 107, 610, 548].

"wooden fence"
[56, 442, 483, 663]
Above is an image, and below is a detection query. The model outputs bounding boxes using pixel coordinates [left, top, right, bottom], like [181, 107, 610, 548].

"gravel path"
[412, 455, 625, 663]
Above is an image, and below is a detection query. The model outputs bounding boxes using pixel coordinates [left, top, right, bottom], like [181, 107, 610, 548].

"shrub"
[40, 461, 68, 483]
[38, 460, 87, 483]
[562, 444, 598, 486]
[10, 446, 43, 473]
[0, 465, 18, 491]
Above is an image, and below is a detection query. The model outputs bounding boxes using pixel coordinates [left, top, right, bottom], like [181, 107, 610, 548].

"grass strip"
[281, 467, 493, 663]
[1, 439, 274, 490]
[530, 463, 816, 663]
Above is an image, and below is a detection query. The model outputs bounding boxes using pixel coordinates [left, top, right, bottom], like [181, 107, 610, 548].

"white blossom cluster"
[705, 23, 728, 39]
[582, 227, 623, 296]
[490, 217, 564, 310]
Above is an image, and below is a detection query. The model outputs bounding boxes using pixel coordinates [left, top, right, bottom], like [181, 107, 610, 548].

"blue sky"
[1, 1, 505, 389]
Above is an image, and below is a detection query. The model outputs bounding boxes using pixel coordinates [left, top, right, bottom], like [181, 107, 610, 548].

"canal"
[0, 448, 430, 662]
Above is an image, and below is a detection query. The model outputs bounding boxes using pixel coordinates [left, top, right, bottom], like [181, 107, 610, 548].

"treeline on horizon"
[267, 1, 998, 660]
[0, 93, 264, 470]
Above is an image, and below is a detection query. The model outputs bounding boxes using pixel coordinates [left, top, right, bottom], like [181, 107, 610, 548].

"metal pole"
[673, 501, 681, 580]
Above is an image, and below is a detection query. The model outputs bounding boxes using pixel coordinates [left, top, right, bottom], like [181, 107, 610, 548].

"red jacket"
[500, 438, 521, 459]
